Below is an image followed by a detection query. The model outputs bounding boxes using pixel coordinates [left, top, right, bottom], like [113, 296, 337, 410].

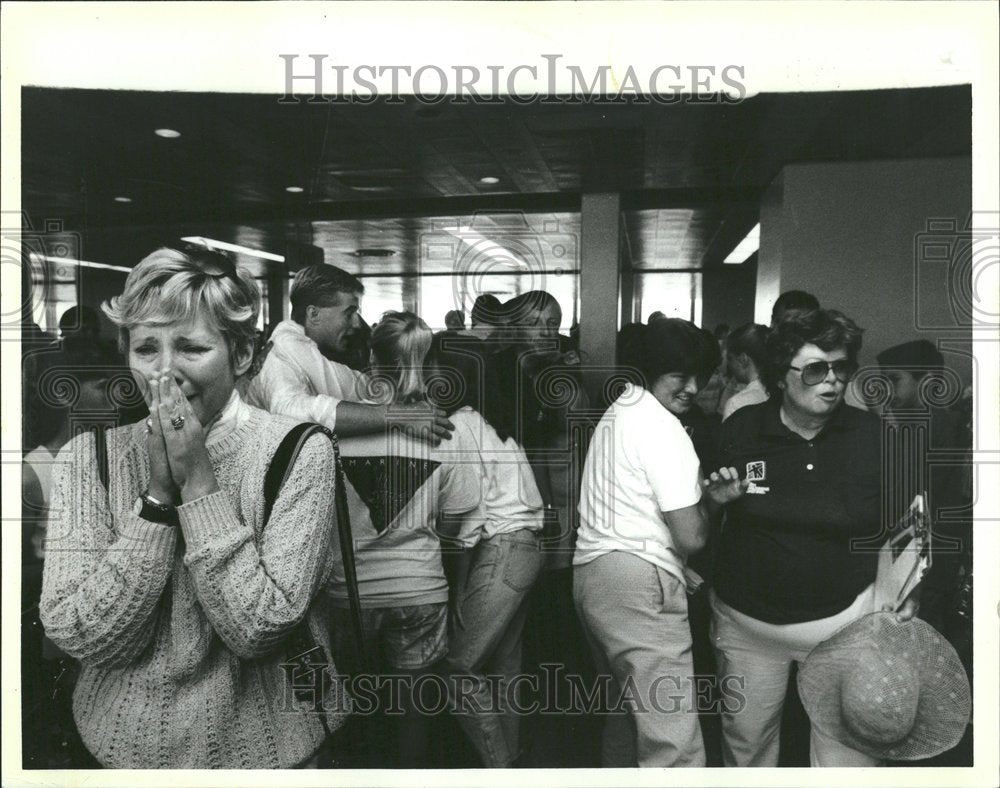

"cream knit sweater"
[40, 407, 348, 768]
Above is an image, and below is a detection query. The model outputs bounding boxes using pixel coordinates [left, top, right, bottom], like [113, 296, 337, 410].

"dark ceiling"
[21, 85, 970, 276]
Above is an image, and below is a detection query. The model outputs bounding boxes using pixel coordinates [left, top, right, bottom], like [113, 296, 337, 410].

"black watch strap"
[135, 492, 180, 527]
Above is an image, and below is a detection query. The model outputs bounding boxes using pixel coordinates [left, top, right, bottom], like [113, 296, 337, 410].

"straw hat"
[798, 612, 970, 761]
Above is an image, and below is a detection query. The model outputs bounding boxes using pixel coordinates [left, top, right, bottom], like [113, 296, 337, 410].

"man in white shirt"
[721, 322, 770, 421]
[244, 264, 453, 441]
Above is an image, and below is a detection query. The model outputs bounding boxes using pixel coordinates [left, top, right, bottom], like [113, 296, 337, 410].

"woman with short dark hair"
[573, 318, 738, 767]
[710, 308, 918, 767]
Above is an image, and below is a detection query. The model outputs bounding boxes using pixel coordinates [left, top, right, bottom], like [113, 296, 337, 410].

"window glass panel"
[635, 272, 703, 326]
[360, 277, 407, 325]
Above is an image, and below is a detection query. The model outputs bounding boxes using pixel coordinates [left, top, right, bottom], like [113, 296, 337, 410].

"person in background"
[332, 312, 372, 373]
[40, 246, 347, 768]
[487, 291, 589, 562]
[710, 308, 919, 768]
[769, 290, 820, 326]
[694, 323, 731, 416]
[23, 343, 120, 557]
[429, 332, 546, 768]
[444, 309, 466, 332]
[574, 318, 735, 767]
[470, 294, 503, 341]
[244, 263, 453, 443]
[875, 339, 971, 646]
[721, 323, 770, 421]
[58, 305, 102, 343]
[325, 312, 483, 768]
[484, 291, 594, 758]
[59, 305, 122, 360]
[22, 342, 120, 768]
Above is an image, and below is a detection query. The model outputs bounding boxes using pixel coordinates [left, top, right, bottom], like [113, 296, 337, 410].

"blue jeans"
[445, 529, 545, 767]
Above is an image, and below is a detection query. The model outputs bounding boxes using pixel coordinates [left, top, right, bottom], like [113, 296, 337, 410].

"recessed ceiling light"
[349, 248, 397, 258]
[479, 176, 500, 185]
[154, 128, 181, 138]
[113, 196, 132, 203]
[350, 185, 394, 193]
[285, 186, 304, 193]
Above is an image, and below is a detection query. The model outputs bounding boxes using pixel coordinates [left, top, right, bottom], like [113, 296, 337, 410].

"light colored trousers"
[445, 529, 545, 767]
[573, 551, 706, 767]
[710, 585, 880, 767]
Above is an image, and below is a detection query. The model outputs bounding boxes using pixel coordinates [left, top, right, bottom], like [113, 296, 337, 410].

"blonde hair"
[369, 311, 432, 404]
[102, 247, 261, 365]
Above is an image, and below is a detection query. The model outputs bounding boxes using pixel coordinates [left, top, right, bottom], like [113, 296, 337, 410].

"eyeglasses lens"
[802, 360, 852, 385]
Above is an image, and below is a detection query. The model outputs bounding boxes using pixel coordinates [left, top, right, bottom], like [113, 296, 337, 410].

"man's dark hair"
[289, 264, 364, 324]
[761, 308, 863, 397]
[59, 305, 101, 337]
[471, 294, 503, 327]
[876, 339, 944, 378]
[771, 290, 821, 325]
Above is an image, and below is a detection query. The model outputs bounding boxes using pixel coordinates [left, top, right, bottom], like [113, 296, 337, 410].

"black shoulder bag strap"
[98, 423, 369, 724]
[263, 423, 369, 679]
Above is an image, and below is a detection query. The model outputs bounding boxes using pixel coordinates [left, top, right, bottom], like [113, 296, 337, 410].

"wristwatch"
[133, 491, 180, 527]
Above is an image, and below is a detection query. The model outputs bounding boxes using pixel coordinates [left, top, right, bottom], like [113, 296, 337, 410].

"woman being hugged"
[40, 246, 346, 769]
[325, 312, 484, 768]
[431, 332, 547, 767]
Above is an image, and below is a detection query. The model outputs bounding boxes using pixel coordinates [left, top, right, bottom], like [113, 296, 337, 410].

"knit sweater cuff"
[178, 491, 245, 548]
[120, 516, 180, 555]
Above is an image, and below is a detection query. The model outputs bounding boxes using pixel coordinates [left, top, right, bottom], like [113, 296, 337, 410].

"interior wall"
[755, 156, 973, 384]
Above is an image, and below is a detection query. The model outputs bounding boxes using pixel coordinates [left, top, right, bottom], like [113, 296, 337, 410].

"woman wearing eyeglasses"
[709, 308, 918, 767]
[40, 247, 347, 768]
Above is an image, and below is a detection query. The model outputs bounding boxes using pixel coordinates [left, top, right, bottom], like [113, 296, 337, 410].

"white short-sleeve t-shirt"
[434, 407, 544, 548]
[326, 410, 483, 607]
[573, 383, 702, 585]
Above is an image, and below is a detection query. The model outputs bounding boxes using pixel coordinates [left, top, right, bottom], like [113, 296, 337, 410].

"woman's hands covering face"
[145, 369, 219, 504]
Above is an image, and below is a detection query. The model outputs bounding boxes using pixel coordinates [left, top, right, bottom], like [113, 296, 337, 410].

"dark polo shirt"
[714, 399, 881, 624]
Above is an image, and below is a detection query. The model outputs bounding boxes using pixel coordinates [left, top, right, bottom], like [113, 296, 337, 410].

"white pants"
[574, 552, 706, 767]
[710, 586, 880, 767]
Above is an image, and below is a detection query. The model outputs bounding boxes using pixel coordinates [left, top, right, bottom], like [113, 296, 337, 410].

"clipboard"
[873, 493, 933, 612]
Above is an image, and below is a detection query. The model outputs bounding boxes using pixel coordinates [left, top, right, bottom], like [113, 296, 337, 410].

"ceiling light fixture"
[445, 228, 529, 269]
[113, 196, 132, 203]
[349, 248, 397, 258]
[29, 252, 131, 273]
[724, 223, 761, 264]
[285, 186, 304, 193]
[479, 176, 500, 185]
[154, 128, 181, 138]
[180, 236, 285, 262]
[350, 185, 394, 193]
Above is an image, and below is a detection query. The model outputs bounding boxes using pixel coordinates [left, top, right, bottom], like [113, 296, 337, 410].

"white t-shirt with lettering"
[574, 384, 702, 586]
